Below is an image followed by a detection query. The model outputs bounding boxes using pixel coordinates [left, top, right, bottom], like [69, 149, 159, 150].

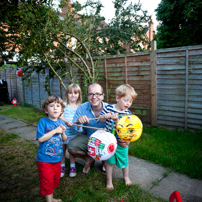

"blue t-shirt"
[36, 117, 66, 163]
[71, 101, 108, 137]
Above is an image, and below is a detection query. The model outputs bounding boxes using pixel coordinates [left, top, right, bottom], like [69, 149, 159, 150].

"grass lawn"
[0, 128, 166, 202]
[0, 103, 202, 180]
[0, 104, 44, 126]
[129, 127, 202, 179]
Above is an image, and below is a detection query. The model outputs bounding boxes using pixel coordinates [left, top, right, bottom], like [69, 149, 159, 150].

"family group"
[36, 83, 137, 202]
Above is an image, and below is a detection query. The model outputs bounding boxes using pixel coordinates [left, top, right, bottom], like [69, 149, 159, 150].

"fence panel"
[0, 68, 21, 102]
[187, 48, 202, 129]
[156, 45, 202, 129]
[127, 53, 151, 124]
[94, 52, 151, 125]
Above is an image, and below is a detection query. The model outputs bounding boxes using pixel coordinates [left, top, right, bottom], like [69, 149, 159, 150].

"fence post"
[150, 40, 157, 126]
[125, 56, 128, 84]
[4, 61, 6, 80]
[38, 73, 41, 108]
[22, 77, 25, 104]
[9, 68, 12, 100]
[185, 49, 189, 129]
[104, 58, 109, 102]
[15, 68, 18, 100]
[45, 66, 50, 95]
[31, 73, 33, 106]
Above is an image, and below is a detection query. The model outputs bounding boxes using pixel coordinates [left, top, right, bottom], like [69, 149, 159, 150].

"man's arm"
[99, 104, 110, 123]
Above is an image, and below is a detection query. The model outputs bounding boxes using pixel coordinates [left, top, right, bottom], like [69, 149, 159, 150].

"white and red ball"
[88, 130, 117, 161]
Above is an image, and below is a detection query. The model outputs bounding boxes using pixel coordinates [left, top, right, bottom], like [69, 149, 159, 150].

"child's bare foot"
[106, 180, 114, 190]
[124, 177, 132, 186]
[102, 161, 106, 173]
[52, 198, 62, 202]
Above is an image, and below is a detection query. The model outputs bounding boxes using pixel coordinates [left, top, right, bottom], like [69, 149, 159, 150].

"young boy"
[36, 95, 67, 202]
[99, 84, 137, 190]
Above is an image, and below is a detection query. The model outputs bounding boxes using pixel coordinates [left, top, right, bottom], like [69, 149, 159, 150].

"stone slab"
[9, 126, 37, 141]
[0, 120, 28, 130]
[150, 172, 202, 202]
[0, 115, 17, 124]
[0, 114, 8, 121]
[112, 156, 169, 190]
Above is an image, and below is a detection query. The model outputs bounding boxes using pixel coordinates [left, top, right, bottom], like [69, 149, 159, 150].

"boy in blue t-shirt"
[99, 84, 137, 190]
[36, 95, 67, 202]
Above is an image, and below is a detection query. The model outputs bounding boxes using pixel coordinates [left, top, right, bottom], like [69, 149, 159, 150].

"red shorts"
[37, 161, 61, 195]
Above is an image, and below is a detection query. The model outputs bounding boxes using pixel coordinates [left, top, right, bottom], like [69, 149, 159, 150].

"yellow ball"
[116, 115, 143, 142]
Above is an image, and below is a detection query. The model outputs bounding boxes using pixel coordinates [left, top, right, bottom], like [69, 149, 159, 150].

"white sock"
[61, 163, 65, 167]
[70, 163, 75, 168]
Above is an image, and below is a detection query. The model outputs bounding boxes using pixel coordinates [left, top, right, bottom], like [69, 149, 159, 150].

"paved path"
[0, 114, 202, 202]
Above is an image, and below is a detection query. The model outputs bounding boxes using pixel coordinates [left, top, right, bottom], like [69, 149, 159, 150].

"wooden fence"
[96, 51, 151, 125]
[155, 45, 202, 130]
[0, 43, 202, 130]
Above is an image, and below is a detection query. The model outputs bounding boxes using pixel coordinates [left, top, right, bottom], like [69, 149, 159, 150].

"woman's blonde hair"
[65, 83, 82, 105]
[42, 95, 65, 117]
[116, 84, 137, 101]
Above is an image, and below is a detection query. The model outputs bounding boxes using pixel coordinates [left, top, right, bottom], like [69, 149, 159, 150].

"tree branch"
[54, 37, 93, 81]
[55, 45, 90, 81]
[42, 50, 67, 90]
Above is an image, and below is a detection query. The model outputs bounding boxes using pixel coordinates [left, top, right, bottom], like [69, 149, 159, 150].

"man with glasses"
[68, 83, 108, 175]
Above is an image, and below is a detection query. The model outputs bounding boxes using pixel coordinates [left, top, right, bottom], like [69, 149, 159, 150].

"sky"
[54, 0, 162, 31]
[94, 0, 161, 31]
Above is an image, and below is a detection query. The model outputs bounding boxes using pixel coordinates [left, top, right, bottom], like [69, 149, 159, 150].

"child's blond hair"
[42, 95, 65, 117]
[65, 83, 82, 105]
[116, 84, 137, 101]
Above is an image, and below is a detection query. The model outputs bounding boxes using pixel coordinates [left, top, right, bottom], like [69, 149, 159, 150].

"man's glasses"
[87, 93, 103, 98]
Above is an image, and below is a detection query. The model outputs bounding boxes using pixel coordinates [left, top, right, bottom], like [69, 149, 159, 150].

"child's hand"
[118, 139, 130, 148]
[60, 124, 66, 132]
[101, 112, 112, 119]
[55, 125, 66, 134]
[55, 126, 63, 134]
[60, 124, 67, 141]
[65, 121, 73, 127]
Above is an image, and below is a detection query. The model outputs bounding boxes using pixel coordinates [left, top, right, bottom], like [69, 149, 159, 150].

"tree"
[1, 0, 102, 91]
[155, 0, 202, 49]
[0, 0, 39, 61]
[0, 0, 151, 94]
[90, 0, 151, 55]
